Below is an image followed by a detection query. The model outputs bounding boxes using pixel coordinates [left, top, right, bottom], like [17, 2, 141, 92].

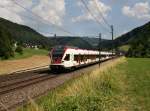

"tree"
[126, 35, 150, 58]
[0, 27, 14, 59]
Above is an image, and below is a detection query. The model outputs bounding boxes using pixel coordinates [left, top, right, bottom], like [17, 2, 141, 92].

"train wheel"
[71, 67, 76, 71]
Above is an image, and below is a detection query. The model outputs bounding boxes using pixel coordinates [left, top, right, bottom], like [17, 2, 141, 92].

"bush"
[15, 46, 23, 55]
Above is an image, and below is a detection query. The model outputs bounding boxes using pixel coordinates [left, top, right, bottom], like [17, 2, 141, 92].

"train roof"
[53, 45, 78, 49]
[52, 45, 114, 55]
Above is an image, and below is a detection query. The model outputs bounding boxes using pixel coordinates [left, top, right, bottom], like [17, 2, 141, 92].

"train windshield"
[52, 47, 64, 58]
[52, 53, 63, 58]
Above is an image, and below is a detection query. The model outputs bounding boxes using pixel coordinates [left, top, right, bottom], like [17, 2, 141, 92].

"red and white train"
[49, 46, 115, 70]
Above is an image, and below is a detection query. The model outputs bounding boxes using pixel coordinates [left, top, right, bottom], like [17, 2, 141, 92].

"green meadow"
[20, 57, 150, 111]
[0, 48, 49, 60]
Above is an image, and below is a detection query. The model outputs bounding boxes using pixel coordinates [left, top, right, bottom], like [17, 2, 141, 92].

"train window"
[74, 55, 78, 61]
[81, 55, 84, 62]
[52, 54, 63, 59]
[64, 54, 70, 61]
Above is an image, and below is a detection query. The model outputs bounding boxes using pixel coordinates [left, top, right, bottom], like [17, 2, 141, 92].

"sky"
[0, 0, 150, 39]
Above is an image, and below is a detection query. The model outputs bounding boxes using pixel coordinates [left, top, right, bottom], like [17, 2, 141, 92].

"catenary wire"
[80, 0, 110, 32]
[11, 0, 75, 36]
[93, 0, 111, 27]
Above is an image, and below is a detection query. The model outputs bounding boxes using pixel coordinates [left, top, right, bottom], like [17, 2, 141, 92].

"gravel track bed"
[0, 58, 117, 111]
[0, 74, 49, 88]
[0, 68, 49, 83]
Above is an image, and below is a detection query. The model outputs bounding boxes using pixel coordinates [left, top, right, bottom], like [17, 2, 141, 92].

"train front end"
[49, 46, 66, 71]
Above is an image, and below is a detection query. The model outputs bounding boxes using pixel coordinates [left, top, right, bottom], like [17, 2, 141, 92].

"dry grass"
[20, 57, 150, 111]
[19, 57, 127, 111]
[57, 57, 126, 98]
[0, 55, 50, 75]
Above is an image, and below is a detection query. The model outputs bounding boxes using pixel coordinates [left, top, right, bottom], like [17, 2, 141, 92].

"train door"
[71, 53, 76, 66]
[70, 53, 74, 62]
[63, 54, 74, 68]
[63, 54, 70, 67]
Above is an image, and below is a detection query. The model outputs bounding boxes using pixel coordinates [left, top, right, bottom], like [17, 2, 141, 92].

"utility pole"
[111, 25, 114, 55]
[54, 34, 57, 46]
[99, 33, 101, 67]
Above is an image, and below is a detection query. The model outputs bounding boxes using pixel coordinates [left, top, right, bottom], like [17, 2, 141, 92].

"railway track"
[0, 74, 57, 95]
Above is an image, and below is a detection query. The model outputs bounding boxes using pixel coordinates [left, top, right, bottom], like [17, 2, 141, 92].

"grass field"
[19, 57, 150, 111]
[11, 48, 49, 60]
[119, 45, 130, 52]
[0, 48, 49, 60]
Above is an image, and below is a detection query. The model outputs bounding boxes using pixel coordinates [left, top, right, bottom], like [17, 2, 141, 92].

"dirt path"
[0, 55, 50, 75]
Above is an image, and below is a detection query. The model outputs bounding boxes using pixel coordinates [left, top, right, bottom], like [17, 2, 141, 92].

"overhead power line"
[0, 6, 36, 21]
[80, 0, 110, 32]
[11, 0, 75, 36]
[0, 5, 43, 32]
[93, 0, 111, 27]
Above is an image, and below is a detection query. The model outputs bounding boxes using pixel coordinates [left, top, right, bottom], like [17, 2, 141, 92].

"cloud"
[32, 0, 65, 26]
[122, 2, 150, 20]
[72, 0, 111, 23]
[0, 0, 29, 24]
[0, 0, 66, 27]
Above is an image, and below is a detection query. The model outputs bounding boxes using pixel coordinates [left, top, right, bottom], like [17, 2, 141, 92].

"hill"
[114, 21, 150, 48]
[82, 37, 112, 50]
[98, 21, 150, 57]
[114, 21, 150, 57]
[82, 37, 99, 48]
[0, 18, 94, 50]
[48, 36, 94, 49]
[0, 17, 52, 49]
[1, 17, 149, 57]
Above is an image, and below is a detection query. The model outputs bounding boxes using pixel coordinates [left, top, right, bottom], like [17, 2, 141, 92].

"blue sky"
[0, 0, 150, 39]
